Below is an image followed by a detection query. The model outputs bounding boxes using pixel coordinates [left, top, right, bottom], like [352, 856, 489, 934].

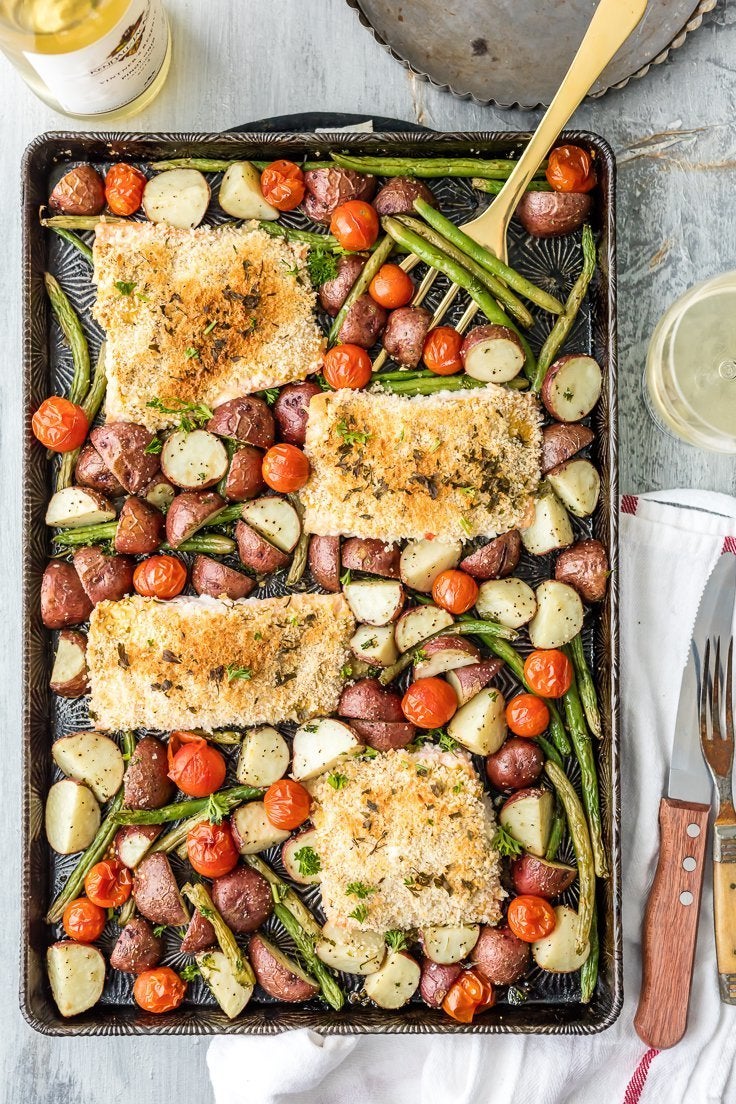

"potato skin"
[516, 191, 592, 238]
[541, 424, 595, 476]
[339, 678, 405, 722]
[349, 719, 416, 751]
[273, 382, 323, 446]
[133, 853, 188, 926]
[308, 535, 340, 592]
[460, 530, 522, 580]
[471, 926, 530, 985]
[109, 918, 162, 974]
[91, 423, 160, 494]
[210, 866, 273, 933]
[302, 167, 376, 224]
[49, 165, 105, 215]
[75, 444, 125, 497]
[223, 446, 265, 501]
[340, 537, 400, 579]
[235, 520, 290, 574]
[142, 473, 176, 513]
[191, 555, 255, 600]
[206, 396, 275, 448]
[124, 736, 175, 810]
[165, 490, 224, 548]
[73, 547, 135, 605]
[554, 538, 609, 603]
[180, 909, 216, 954]
[318, 255, 366, 317]
[249, 933, 319, 1001]
[338, 294, 387, 348]
[373, 177, 437, 217]
[114, 497, 164, 555]
[383, 306, 432, 369]
[114, 824, 162, 867]
[419, 958, 461, 1008]
[41, 562, 93, 629]
[50, 629, 89, 697]
[485, 737, 544, 791]
[510, 853, 577, 899]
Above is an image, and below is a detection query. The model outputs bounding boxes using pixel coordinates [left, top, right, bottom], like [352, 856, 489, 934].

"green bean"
[328, 233, 394, 345]
[42, 214, 127, 229]
[44, 272, 90, 405]
[205, 503, 243, 528]
[53, 522, 118, 546]
[580, 901, 599, 1003]
[330, 153, 545, 180]
[545, 760, 595, 954]
[111, 785, 262, 826]
[57, 337, 107, 496]
[259, 222, 343, 251]
[273, 902, 344, 1011]
[379, 619, 518, 686]
[181, 882, 255, 988]
[570, 633, 602, 738]
[413, 198, 564, 316]
[532, 224, 596, 392]
[285, 494, 308, 586]
[375, 374, 486, 396]
[536, 736, 566, 859]
[165, 534, 236, 555]
[244, 854, 322, 940]
[150, 813, 208, 856]
[51, 227, 93, 263]
[562, 649, 608, 878]
[149, 158, 325, 173]
[536, 734, 563, 768]
[472, 177, 552, 194]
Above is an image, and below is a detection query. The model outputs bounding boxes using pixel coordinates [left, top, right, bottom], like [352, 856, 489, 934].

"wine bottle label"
[23, 0, 168, 115]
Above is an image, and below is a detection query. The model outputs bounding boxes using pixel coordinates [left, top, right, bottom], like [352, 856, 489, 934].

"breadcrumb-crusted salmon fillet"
[93, 222, 325, 429]
[87, 593, 354, 732]
[312, 747, 505, 931]
[302, 386, 542, 543]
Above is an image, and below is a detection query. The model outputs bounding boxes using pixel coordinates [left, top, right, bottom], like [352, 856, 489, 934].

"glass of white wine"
[0, 0, 171, 120]
[645, 272, 736, 454]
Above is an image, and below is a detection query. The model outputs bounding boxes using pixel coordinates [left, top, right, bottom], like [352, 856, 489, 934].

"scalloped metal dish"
[21, 129, 621, 1036]
[346, 0, 717, 109]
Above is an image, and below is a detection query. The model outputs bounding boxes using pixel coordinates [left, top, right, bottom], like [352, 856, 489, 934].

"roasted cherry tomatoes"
[442, 968, 495, 1023]
[32, 396, 88, 452]
[168, 731, 226, 797]
[505, 693, 550, 737]
[133, 967, 187, 1014]
[186, 820, 239, 878]
[260, 160, 305, 211]
[431, 569, 479, 615]
[262, 443, 310, 492]
[368, 263, 414, 309]
[546, 145, 597, 194]
[133, 554, 187, 599]
[322, 344, 372, 390]
[523, 649, 573, 699]
[264, 779, 311, 830]
[329, 200, 379, 251]
[422, 326, 464, 376]
[62, 897, 106, 943]
[402, 677, 458, 729]
[105, 162, 147, 215]
[507, 895, 557, 942]
[84, 858, 132, 909]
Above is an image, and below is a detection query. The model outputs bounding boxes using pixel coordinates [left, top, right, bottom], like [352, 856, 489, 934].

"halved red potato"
[49, 165, 105, 216]
[318, 256, 365, 317]
[343, 579, 405, 626]
[241, 497, 301, 554]
[308, 535, 341, 592]
[142, 473, 176, 513]
[165, 491, 225, 548]
[486, 737, 544, 792]
[249, 933, 319, 1002]
[421, 924, 479, 965]
[52, 731, 124, 802]
[114, 497, 164, 555]
[447, 686, 506, 756]
[460, 530, 522, 581]
[338, 294, 387, 348]
[364, 950, 420, 1009]
[461, 324, 525, 382]
[499, 787, 554, 857]
[349, 719, 416, 751]
[90, 423, 160, 494]
[413, 635, 480, 679]
[236, 726, 290, 787]
[532, 905, 590, 972]
[516, 191, 592, 238]
[399, 538, 462, 592]
[50, 629, 89, 698]
[470, 925, 530, 985]
[41, 562, 93, 629]
[75, 444, 124, 497]
[180, 909, 216, 954]
[338, 678, 404, 722]
[47, 942, 105, 1017]
[230, 802, 290, 854]
[223, 446, 265, 502]
[161, 429, 228, 490]
[475, 577, 537, 629]
[273, 381, 322, 446]
[291, 718, 361, 781]
[142, 168, 210, 229]
[383, 306, 432, 368]
[527, 580, 584, 649]
[45, 486, 116, 529]
[394, 604, 454, 653]
[520, 492, 573, 556]
[191, 555, 255, 600]
[541, 424, 594, 475]
[302, 166, 376, 224]
[316, 920, 386, 976]
[114, 824, 162, 869]
[511, 853, 577, 898]
[45, 778, 100, 854]
[446, 659, 503, 706]
[235, 520, 290, 574]
[197, 949, 254, 1019]
[546, 458, 600, 518]
[207, 396, 275, 448]
[541, 354, 603, 423]
[349, 624, 398, 667]
[373, 177, 436, 216]
[219, 161, 278, 220]
[73, 547, 135, 604]
[211, 866, 273, 933]
[554, 538, 609, 603]
[419, 958, 462, 1007]
[133, 853, 189, 926]
[124, 736, 174, 810]
[109, 918, 163, 975]
[341, 537, 400, 579]
[282, 828, 322, 886]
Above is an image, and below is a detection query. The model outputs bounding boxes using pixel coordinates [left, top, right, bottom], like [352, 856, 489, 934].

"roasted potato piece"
[210, 865, 273, 933]
[308, 535, 340, 592]
[114, 824, 161, 869]
[541, 354, 603, 423]
[461, 324, 525, 383]
[47, 942, 105, 1017]
[302, 167, 376, 224]
[349, 719, 416, 751]
[541, 424, 595, 475]
[142, 168, 210, 229]
[249, 933, 319, 1002]
[471, 925, 530, 985]
[554, 538, 609, 602]
[180, 909, 216, 954]
[165, 490, 224, 548]
[446, 659, 503, 706]
[338, 678, 404, 722]
[45, 486, 115, 528]
[109, 918, 163, 975]
[73, 547, 135, 605]
[460, 530, 521, 580]
[235, 520, 290, 574]
[90, 423, 160, 495]
[341, 537, 400, 579]
[114, 497, 164, 555]
[75, 444, 125, 497]
[318, 255, 366, 317]
[419, 959, 461, 1008]
[123, 736, 174, 810]
[50, 629, 89, 698]
[338, 294, 387, 348]
[516, 191, 593, 238]
[511, 853, 577, 899]
[383, 306, 432, 369]
[160, 430, 228, 490]
[45, 779, 100, 854]
[206, 396, 275, 448]
[223, 446, 265, 502]
[219, 161, 278, 220]
[49, 165, 105, 215]
[133, 853, 189, 926]
[273, 381, 322, 446]
[52, 730, 124, 803]
[373, 177, 437, 216]
[191, 555, 255, 600]
[485, 737, 544, 791]
[41, 561, 93, 629]
[142, 472, 176, 513]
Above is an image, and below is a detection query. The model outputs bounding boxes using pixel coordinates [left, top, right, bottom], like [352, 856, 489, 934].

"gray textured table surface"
[2, 1, 736, 1101]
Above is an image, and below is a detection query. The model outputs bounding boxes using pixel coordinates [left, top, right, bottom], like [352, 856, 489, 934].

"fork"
[700, 635, 736, 1003]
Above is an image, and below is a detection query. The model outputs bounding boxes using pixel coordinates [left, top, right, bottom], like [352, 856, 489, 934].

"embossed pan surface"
[21, 129, 620, 1035]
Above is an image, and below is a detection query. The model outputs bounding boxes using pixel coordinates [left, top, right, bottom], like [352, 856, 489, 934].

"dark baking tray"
[21, 127, 621, 1036]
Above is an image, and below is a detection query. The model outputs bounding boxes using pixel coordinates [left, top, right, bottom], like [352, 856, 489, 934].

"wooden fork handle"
[713, 822, 736, 1002]
[634, 797, 710, 1049]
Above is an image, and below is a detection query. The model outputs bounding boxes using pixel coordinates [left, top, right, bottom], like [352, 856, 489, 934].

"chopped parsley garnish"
[459, 515, 473, 536]
[114, 280, 136, 296]
[146, 397, 213, 433]
[385, 930, 408, 951]
[226, 665, 252, 681]
[348, 904, 368, 924]
[306, 246, 339, 288]
[340, 568, 351, 586]
[144, 436, 163, 455]
[206, 792, 229, 825]
[256, 388, 280, 406]
[153, 924, 167, 937]
[203, 319, 217, 335]
[337, 420, 370, 447]
[493, 824, 524, 857]
[340, 663, 353, 680]
[452, 781, 464, 794]
[327, 771, 348, 790]
[179, 963, 201, 982]
[293, 846, 322, 877]
[184, 346, 200, 359]
[438, 731, 458, 753]
[346, 882, 376, 899]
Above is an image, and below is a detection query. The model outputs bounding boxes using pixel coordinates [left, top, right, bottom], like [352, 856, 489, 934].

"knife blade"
[635, 554, 736, 1050]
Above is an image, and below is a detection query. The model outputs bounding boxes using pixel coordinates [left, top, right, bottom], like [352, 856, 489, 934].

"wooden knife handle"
[634, 797, 710, 1049]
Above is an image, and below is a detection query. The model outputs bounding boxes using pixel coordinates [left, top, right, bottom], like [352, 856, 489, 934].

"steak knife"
[634, 554, 736, 1049]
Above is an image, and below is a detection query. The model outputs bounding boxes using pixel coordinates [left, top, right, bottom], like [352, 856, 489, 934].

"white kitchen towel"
[208, 490, 736, 1104]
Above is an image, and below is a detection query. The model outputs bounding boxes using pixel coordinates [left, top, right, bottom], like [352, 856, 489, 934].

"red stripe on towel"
[622, 1048, 659, 1104]
[723, 536, 736, 555]
[621, 495, 639, 515]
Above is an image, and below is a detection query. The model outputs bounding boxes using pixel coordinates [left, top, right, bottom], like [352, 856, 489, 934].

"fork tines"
[700, 636, 735, 787]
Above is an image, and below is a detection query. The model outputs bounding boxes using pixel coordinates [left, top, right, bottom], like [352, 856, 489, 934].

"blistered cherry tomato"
[431, 569, 479, 615]
[32, 396, 88, 452]
[62, 897, 106, 943]
[133, 554, 187, 599]
[442, 968, 495, 1023]
[505, 693, 550, 738]
[84, 859, 132, 909]
[168, 731, 226, 797]
[422, 326, 464, 376]
[264, 779, 311, 830]
[186, 820, 240, 878]
[402, 677, 457, 729]
[523, 649, 573, 699]
[507, 895, 557, 942]
[330, 200, 379, 251]
[322, 344, 372, 390]
[105, 162, 147, 215]
[368, 264, 414, 309]
[260, 160, 305, 211]
[546, 145, 597, 194]
[262, 443, 310, 492]
[133, 967, 187, 1014]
